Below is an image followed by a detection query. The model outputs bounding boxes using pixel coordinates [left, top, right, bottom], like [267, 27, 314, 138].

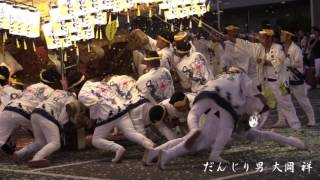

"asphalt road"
[0, 89, 319, 180]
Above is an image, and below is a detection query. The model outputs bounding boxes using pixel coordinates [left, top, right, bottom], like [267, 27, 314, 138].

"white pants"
[15, 114, 61, 161]
[277, 83, 315, 125]
[129, 103, 152, 135]
[0, 111, 31, 146]
[92, 113, 154, 152]
[265, 81, 301, 129]
[315, 58, 320, 78]
[161, 98, 234, 161]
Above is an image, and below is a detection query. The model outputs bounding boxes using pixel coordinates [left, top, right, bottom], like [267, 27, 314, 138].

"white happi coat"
[78, 81, 125, 122]
[8, 83, 54, 114]
[172, 42, 197, 68]
[236, 39, 300, 129]
[210, 42, 224, 76]
[136, 67, 174, 104]
[149, 37, 174, 71]
[79, 75, 147, 124]
[286, 42, 304, 81]
[0, 85, 22, 112]
[221, 40, 259, 85]
[263, 43, 289, 84]
[35, 90, 76, 125]
[278, 42, 316, 125]
[200, 72, 260, 116]
[176, 52, 213, 92]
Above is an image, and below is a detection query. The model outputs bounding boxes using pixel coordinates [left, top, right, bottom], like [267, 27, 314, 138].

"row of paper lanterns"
[1, 0, 209, 50]
[0, 1, 41, 38]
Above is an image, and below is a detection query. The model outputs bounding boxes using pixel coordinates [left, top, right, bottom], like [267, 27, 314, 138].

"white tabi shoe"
[142, 148, 159, 166]
[157, 150, 170, 170]
[287, 136, 306, 150]
[111, 147, 126, 163]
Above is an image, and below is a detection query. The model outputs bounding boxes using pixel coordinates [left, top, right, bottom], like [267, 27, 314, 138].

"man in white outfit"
[147, 92, 195, 140]
[221, 25, 260, 87]
[78, 76, 156, 163]
[273, 29, 315, 127]
[143, 67, 305, 169]
[14, 71, 86, 168]
[233, 29, 301, 130]
[147, 29, 175, 71]
[174, 40, 213, 93]
[0, 69, 61, 155]
[0, 65, 22, 112]
[136, 51, 175, 104]
[154, 68, 258, 168]
[129, 29, 174, 74]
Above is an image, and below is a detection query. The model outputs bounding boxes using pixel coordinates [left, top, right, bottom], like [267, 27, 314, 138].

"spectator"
[297, 30, 308, 55]
[310, 27, 320, 88]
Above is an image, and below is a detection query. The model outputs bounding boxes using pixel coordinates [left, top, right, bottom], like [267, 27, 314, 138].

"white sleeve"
[220, 45, 233, 69]
[290, 46, 303, 69]
[241, 74, 260, 98]
[78, 83, 100, 107]
[148, 36, 157, 51]
[236, 38, 265, 60]
[43, 86, 54, 100]
[272, 46, 286, 73]
[136, 75, 147, 94]
[160, 53, 172, 70]
[164, 70, 175, 99]
[191, 53, 213, 92]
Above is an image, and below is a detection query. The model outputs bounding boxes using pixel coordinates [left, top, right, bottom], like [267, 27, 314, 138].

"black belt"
[96, 98, 149, 127]
[264, 78, 277, 82]
[4, 106, 31, 120]
[289, 80, 304, 86]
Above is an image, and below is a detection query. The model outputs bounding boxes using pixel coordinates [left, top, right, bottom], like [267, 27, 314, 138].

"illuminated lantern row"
[159, 0, 207, 20]
[42, 0, 208, 49]
[44, 0, 138, 49]
[0, 1, 40, 38]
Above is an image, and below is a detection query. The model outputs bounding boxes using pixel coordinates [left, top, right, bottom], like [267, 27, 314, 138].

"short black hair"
[144, 50, 161, 68]
[169, 91, 186, 105]
[67, 71, 86, 90]
[149, 105, 166, 123]
[158, 29, 174, 44]
[175, 40, 191, 52]
[40, 69, 62, 89]
[0, 66, 10, 86]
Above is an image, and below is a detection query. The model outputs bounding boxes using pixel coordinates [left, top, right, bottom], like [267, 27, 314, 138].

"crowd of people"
[0, 23, 317, 170]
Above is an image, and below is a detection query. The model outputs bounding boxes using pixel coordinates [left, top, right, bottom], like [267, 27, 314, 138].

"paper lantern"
[101, 0, 114, 10]
[0, 2, 12, 30]
[94, 11, 107, 25]
[61, 36, 73, 48]
[25, 8, 41, 38]
[68, 17, 82, 33]
[9, 6, 20, 35]
[42, 22, 61, 49]
[90, 0, 101, 13]
[70, 32, 82, 41]
[50, 6, 62, 22]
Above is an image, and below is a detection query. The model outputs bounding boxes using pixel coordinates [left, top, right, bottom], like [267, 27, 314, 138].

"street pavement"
[0, 89, 319, 180]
